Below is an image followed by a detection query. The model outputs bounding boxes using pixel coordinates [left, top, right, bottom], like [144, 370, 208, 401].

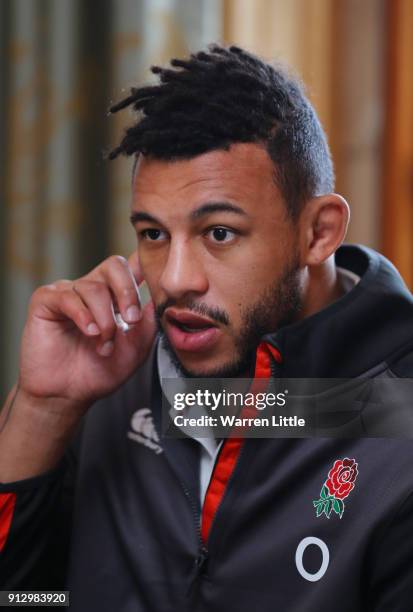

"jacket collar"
[262, 244, 413, 377]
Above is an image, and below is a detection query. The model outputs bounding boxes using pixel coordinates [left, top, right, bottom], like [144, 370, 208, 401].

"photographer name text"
[173, 414, 305, 428]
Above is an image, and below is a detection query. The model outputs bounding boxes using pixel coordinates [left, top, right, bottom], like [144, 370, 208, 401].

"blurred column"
[43, 0, 83, 279]
[382, 0, 413, 288]
[330, 0, 385, 249]
[2, 0, 44, 392]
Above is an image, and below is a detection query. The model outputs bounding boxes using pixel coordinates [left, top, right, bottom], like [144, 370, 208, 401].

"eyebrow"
[130, 211, 160, 225]
[190, 202, 247, 220]
[130, 201, 247, 226]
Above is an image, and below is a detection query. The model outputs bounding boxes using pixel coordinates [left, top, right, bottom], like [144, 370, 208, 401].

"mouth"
[164, 308, 222, 353]
[166, 309, 216, 332]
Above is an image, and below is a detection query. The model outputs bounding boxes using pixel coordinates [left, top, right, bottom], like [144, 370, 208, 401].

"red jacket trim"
[0, 493, 17, 553]
[201, 342, 281, 544]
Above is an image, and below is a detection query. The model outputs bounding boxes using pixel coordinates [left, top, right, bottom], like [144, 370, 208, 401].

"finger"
[70, 280, 117, 345]
[94, 255, 143, 325]
[122, 300, 157, 347]
[31, 285, 101, 338]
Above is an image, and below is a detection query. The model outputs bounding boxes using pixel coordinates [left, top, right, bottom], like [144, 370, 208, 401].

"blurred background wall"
[1, 0, 412, 395]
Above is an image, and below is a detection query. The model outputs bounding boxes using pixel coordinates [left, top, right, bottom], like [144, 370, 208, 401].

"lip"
[164, 308, 222, 353]
[165, 308, 217, 328]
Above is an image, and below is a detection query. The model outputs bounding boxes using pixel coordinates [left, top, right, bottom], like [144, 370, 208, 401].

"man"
[1, 45, 413, 611]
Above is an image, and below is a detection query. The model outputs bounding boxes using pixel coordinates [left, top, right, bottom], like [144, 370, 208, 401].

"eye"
[139, 228, 168, 241]
[206, 227, 237, 244]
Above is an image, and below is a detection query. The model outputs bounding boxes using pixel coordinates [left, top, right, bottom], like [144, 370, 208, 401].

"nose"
[159, 238, 209, 301]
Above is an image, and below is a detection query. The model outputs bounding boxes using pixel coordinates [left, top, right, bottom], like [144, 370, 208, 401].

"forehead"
[131, 142, 285, 215]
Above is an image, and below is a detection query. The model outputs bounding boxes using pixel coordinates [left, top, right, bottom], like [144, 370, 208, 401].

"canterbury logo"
[127, 408, 163, 455]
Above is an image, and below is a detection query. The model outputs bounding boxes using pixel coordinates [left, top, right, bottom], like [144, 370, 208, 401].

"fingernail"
[87, 322, 100, 335]
[99, 340, 114, 357]
[125, 305, 141, 322]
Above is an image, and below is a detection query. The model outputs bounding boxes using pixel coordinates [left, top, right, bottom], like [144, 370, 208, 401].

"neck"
[298, 255, 345, 321]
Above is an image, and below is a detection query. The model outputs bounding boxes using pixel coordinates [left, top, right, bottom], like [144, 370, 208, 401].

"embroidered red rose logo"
[313, 458, 358, 519]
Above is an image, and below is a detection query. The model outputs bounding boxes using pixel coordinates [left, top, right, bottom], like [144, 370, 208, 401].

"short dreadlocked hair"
[109, 44, 334, 219]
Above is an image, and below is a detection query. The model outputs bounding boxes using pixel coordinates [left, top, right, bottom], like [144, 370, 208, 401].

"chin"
[176, 351, 252, 379]
[178, 355, 230, 378]
[160, 331, 252, 378]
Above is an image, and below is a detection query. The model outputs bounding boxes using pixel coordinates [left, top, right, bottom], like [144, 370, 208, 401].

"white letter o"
[295, 537, 330, 582]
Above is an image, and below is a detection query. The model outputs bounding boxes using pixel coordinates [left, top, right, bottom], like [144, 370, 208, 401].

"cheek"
[208, 254, 276, 302]
[208, 269, 258, 325]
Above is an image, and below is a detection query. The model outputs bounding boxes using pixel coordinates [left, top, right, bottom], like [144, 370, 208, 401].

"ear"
[299, 194, 350, 266]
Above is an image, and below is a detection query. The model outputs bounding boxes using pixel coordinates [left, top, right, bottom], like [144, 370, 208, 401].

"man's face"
[131, 143, 302, 377]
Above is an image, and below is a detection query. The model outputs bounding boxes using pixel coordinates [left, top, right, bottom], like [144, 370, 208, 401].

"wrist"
[15, 384, 90, 423]
[0, 385, 88, 482]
